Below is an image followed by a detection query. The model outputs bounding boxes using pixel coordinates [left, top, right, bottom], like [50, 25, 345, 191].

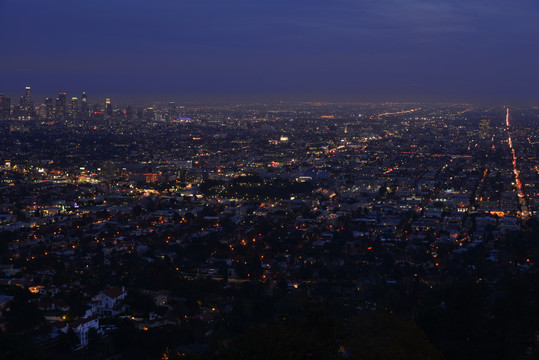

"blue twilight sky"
[1, 0, 539, 103]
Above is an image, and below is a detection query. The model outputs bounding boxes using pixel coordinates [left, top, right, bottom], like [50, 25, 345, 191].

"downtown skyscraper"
[56, 92, 67, 119]
[80, 91, 89, 119]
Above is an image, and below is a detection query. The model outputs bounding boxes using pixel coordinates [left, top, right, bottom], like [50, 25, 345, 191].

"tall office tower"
[0, 95, 11, 119]
[92, 103, 103, 119]
[12, 105, 23, 120]
[55, 97, 61, 118]
[45, 98, 53, 120]
[80, 91, 89, 119]
[23, 86, 34, 117]
[36, 103, 47, 120]
[168, 101, 177, 121]
[56, 92, 67, 119]
[25, 86, 32, 105]
[71, 97, 79, 118]
[144, 107, 155, 121]
[105, 98, 113, 118]
[19, 96, 30, 120]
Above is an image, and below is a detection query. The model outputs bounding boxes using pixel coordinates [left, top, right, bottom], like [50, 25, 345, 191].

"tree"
[0, 331, 45, 360]
[6, 299, 45, 333]
[216, 312, 441, 360]
[132, 204, 143, 217]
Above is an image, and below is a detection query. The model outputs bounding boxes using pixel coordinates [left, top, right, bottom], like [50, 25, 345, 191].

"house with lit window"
[92, 286, 127, 317]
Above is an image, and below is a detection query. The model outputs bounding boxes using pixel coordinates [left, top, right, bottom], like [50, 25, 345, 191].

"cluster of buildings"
[0, 87, 182, 122]
[0, 94, 538, 351]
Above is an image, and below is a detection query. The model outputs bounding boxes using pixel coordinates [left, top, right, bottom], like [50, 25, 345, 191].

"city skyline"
[1, 85, 537, 109]
[2, 0, 539, 103]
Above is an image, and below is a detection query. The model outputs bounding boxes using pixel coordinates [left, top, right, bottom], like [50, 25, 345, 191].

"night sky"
[2, 0, 539, 102]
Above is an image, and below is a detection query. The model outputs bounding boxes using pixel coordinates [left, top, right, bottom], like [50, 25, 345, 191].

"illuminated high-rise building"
[23, 86, 33, 117]
[80, 91, 89, 119]
[71, 97, 79, 118]
[105, 98, 113, 118]
[18, 95, 30, 120]
[24, 86, 34, 110]
[55, 97, 61, 118]
[56, 92, 67, 119]
[36, 103, 47, 120]
[45, 98, 53, 120]
[25, 86, 31, 102]
[144, 107, 155, 121]
[168, 101, 177, 121]
[92, 103, 103, 119]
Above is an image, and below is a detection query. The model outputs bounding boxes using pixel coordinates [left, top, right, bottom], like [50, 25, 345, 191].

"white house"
[92, 286, 127, 317]
[69, 316, 99, 347]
